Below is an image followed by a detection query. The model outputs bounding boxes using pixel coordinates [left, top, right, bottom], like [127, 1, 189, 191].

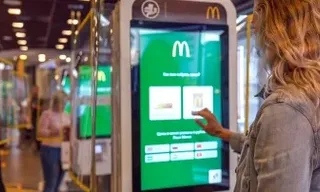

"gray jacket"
[230, 93, 320, 192]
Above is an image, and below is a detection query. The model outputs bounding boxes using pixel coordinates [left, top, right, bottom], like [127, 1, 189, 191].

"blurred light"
[0, 63, 5, 70]
[100, 14, 110, 27]
[59, 55, 67, 60]
[4, 0, 22, 6]
[62, 30, 72, 36]
[54, 75, 59, 80]
[236, 15, 248, 24]
[15, 32, 26, 38]
[84, 56, 88, 62]
[58, 38, 68, 43]
[19, 55, 27, 60]
[38, 54, 46, 62]
[17, 40, 27, 45]
[20, 46, 28, 51]
[236, 22, 246, 32]
[66, 57, 71, 63]
[8, 8, 21, 15]
[67, 19, 79, 25]
[12, 22, 24, 28]
[21, 99, 28, 107]
[72, 69, 78, 77]
[78, 0, 90, 1]
[56, 44, 64, 50]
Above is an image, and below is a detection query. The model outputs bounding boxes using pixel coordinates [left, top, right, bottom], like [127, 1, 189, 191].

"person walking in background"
[30, 85, 41, 152]
[38, 91, 70, 192]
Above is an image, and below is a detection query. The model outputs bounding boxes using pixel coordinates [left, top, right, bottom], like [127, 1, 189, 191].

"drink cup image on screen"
[193, 93, 204, 109]
[183, 86, 213, 119]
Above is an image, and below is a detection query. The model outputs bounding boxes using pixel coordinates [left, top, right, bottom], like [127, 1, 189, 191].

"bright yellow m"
[206, 6, 220, 20]
[97, 71, 106, 82]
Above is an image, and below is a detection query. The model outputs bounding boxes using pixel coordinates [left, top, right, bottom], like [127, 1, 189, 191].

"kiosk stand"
[111, 0, 237, 191]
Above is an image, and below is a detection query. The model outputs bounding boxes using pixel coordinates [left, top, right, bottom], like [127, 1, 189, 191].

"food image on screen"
[155, 103, 173, 109]
[131, 22, 228, 191]
[149, 86, 181, 121]
[193, 93, 203, 109]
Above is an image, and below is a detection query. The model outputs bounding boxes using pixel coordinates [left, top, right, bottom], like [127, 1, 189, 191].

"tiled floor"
[1, 130, 110, 192]
[2, 130, 42, 191]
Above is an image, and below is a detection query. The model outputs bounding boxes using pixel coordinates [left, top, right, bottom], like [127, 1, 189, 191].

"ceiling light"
[62, 30, 72, 36]
[0, 63, 5, 70]
[58, 38, 68, 44]
[4, 0, 22, 6]
[17, 40, 27, 45]
[20, 46, 28, 51]
[66, 57, 71, 63]
[12, 22, 24, 28]
[15, 32, 26, 38]
[59, 55, 67, 60]
[67, 19, 79, 25]
[8, 8, 21, 15]
[56, 44, 64, 50]
[38, 54, 46, 62]
[19, 55, 27, 60]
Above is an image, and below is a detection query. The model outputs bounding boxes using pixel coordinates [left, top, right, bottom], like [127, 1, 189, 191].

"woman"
[38, 91, 70, 192]
[195, 0, 320, 191]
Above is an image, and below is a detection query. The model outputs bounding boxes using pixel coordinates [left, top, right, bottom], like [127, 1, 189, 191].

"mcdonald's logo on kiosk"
[206, 6, 220, 20]
[172, 41, 191, 58]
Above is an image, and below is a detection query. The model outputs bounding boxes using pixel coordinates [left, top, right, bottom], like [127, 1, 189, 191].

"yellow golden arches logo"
[206, 6, 220, 20]
[97, 71, 106, 82]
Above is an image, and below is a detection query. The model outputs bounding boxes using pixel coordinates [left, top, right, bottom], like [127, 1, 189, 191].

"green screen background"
[61, 66, 112, 138]
[139, 29, 223, 190]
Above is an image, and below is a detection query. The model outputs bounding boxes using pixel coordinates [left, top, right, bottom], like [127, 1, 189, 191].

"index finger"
[192, 108, 213, 119]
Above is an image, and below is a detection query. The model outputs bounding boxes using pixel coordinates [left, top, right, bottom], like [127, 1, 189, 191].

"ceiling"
[0, 0, 252, 65]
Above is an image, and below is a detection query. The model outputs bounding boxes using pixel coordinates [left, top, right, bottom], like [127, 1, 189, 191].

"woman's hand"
[193, 108, 232, 142]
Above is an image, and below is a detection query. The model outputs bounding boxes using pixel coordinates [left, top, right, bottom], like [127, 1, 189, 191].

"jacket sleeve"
[229, 132, 246, 154]
[254, 103, 314, 192]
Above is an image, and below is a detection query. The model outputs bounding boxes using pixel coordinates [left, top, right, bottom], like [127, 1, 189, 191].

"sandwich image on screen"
[155, 102, 173, 109]
[149, 86, 182, 120]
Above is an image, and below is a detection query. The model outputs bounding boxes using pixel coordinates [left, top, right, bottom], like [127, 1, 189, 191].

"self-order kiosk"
[111, 0, 237, 191]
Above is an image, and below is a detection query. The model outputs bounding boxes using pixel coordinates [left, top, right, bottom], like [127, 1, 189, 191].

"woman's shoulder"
[262, 91, 315, 123]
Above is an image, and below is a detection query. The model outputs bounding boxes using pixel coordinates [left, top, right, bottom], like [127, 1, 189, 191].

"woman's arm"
[254, 103, 313, 192]
[229, 132, 246, 154]
[193, 108, 246, 154]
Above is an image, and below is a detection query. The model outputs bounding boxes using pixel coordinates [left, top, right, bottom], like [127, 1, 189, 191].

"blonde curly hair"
[254, 0, 320, 104]
[50, 91, 68, 111]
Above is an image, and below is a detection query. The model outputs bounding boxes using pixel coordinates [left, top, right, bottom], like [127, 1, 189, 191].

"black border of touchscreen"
[131, 20, 230, 192]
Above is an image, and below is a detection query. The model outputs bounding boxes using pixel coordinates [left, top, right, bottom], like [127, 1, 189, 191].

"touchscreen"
[78, 65, 112, 138]
[132, 24, 228, 191]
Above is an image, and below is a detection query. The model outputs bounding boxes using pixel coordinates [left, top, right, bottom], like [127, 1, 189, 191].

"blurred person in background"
[38, 91, 70, 192]
[30, 85, 41, 152]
